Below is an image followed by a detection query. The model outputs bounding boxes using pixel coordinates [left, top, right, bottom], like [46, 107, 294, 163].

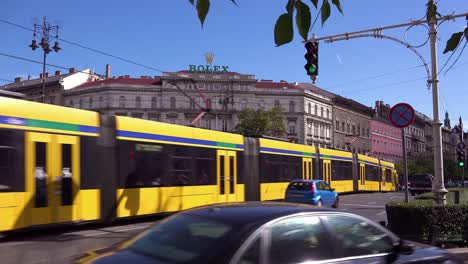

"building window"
[314, 124, 319, 136]
[240, 99, 247, 110]
[151, 97, 157, 108]
[222, 119, 228, 132]
[308, 103, 311, 114]
[289, 101, 295, 112]
[342, 122, 345, 132]
[320, 126, 325, 138]
[367, 129, 370, 137]
[136, 96, 141, 108]
[336, 120, 339, 130]
[327, 109, 330, 119]
[169, 119, 176, 124]
[347, 123, 350, 134]
[99, 96, 103, 108]
[315, 105, 318, 115]
[307, 123, 312, 135]
[321, 107, 323, 117]
[352, 125, 356, 135]
[79, 99, 83, 108]
[170, 97, 176, 109]
[362, 127, 365, 136]
[326, 127, 330, 138]
[357, 124, 361, 136]
[274, 100, 280, 108]
[69, 100, 73, 107]
[119, 96, 125, 108]
[289, 122, 296, 134]
[89, 97, 93, 108]
[259, 100, 265, 110]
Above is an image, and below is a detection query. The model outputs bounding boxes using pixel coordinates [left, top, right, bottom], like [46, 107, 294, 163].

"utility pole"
[28, 17, 61, 103]
[309, 6, 468, 205]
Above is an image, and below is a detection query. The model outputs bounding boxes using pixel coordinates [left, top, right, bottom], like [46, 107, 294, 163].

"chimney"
[14, 77, 23, 83]
[105, 64, 111, 79]
[280, 80, 287, 83]
[28, 75, 32, 80]
[39, 73, 43, 79]
[69, 68, 76, 73]
[55, 70, 61, 76]
[124, 75, 130, 78]
[44, 72, 49, 78]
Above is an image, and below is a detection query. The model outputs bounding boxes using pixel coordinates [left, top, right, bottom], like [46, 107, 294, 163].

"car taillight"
[311, 183, 315, 194]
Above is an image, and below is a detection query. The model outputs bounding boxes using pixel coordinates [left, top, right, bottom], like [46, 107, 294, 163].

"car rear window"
[128, 213, 234, 263]
[287, 182, 311, 191]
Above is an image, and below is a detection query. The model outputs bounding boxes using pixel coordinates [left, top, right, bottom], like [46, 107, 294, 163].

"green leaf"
[196, 0, 210, 27]
[295, 1, 311, 41]
[188, 0, 194, 5]
[443, 32, 463, 54]
[309, 0, 318, 8]
[321, 0, 331, 26]
[274, 13, 294, 46]
[286, 0, 295, 16]
[331, 0, 343, 14]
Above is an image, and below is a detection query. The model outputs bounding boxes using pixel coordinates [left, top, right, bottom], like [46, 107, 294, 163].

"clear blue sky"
[1, 0, 467, 126]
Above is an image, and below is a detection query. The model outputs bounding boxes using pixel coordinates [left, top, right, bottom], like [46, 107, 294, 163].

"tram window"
[229, 156, 235, 194]
[330, 160, 353, 180]
[237, 152, 244, 184]
[220, 155, 225, 194]
[61, 144, 73, 206]
[35, 142, 47, 207]
[0, 148, 13, 192]
[170, 158, 193, 186]
[385, 169, 392, 182]
[365, 164, 380, 181]
[0, 130, 24, 192]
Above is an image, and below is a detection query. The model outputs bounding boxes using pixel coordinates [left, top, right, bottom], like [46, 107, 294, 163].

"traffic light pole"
[309, 9, 468, 205]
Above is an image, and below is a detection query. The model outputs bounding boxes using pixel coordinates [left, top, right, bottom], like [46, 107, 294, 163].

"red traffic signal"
[304, 41, 319, 76]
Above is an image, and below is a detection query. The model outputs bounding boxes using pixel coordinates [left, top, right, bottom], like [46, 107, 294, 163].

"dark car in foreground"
[284, 180, 339, 207]
[74, 202, 463, 264]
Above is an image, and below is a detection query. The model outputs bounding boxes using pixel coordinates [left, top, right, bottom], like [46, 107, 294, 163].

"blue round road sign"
[389, 103, 415, 128]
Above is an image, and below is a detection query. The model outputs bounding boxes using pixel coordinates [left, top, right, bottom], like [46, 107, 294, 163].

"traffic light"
[457, 150, 466, 167]
[304, 41, 319, 76]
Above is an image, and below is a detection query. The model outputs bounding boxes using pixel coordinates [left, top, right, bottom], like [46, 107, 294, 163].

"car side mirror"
[387, 239, 414, 263]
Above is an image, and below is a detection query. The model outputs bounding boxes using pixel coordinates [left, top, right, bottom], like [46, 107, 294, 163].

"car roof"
[180, 202, 338, 226]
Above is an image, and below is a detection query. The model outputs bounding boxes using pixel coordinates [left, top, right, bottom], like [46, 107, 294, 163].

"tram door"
[359, 163, 366, 191]
[381, 168, 386, 188]
[27, 132, 80, 226]
[217, 150, 237, 203]
[302, 158, 313, 180]
[322, 160, 331, 184]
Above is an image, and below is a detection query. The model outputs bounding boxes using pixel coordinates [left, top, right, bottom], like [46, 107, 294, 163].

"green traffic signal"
[305, 63, 317, 74]
[459, 161, 465, 167]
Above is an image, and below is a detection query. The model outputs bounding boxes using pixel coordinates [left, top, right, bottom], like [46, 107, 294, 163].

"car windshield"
[128, 213, 234, 263]
[410, 174, 432, 182]
[287, 182, 311, 191]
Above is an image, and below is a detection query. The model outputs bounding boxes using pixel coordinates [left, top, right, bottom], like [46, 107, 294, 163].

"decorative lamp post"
[29, 17, 61, 103]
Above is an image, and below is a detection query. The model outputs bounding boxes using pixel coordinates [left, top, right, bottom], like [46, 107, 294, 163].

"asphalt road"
[0, 192, 410, 264]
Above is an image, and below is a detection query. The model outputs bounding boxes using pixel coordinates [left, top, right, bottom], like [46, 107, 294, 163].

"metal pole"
[402, 128, 409, 203]
[41, 50, 47, 103]
[428, 2, 447, 205]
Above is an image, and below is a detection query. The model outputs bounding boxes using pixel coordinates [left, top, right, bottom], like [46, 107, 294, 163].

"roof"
[182, 202, 337, 225]
[176, 70, 242, 76]
[255, 81, 299, 89]
[1, 74, 71, 90]
[74, 77, 162, 89]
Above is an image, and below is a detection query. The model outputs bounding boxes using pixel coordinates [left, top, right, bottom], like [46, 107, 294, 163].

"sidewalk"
[446, 247, 468, 260]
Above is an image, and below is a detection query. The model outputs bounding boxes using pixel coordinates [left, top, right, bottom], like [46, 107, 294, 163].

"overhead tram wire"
[327, 64, 425, 90]
[340, 76, 427, 95]
[0, 52, 104, 78]
[0, 18, 166, 74]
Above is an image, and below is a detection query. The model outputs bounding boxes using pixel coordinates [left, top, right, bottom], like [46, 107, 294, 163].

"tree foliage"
[395, 152, 463, 182]
[236, 106, 286, 137]
[189, 0, 343, 46]
[188, 0, 465, 55]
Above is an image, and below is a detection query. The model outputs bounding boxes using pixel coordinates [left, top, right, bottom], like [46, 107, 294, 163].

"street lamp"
[29, 17, 61, 103]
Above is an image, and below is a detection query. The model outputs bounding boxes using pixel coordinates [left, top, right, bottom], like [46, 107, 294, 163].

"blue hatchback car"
[284, 180, 339, 208]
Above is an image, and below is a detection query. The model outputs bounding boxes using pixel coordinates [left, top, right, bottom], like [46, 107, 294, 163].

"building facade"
[1, 68, 101, 105]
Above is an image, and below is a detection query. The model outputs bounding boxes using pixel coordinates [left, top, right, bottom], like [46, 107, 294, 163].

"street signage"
[389, 103, 415, 128]
[458, 142, 466, 150]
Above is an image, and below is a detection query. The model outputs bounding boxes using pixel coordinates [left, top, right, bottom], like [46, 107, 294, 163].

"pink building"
[370, 118, 403, 163]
